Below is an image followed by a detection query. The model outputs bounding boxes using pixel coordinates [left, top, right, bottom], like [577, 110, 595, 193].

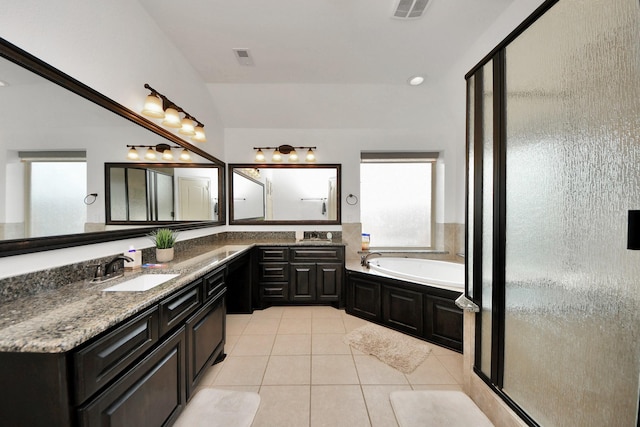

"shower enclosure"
[466, 0, 640, 425]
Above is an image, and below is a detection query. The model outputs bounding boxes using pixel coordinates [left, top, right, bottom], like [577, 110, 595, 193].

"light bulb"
[180, 148, 191, 161]
[141, 94, 164, 118]
[288, 149, 299, 162]
[162, 149, 173, 161]
[145, 147, 157, 160]
[192, 125, 207, 142]
[162, 107, 181, 128]
[255, 149, 265, 162]
[306, 148, 316, 162]
[127, 147, 139, 160]
[272, 149, 282, 162]
[179, 117, 196, 136]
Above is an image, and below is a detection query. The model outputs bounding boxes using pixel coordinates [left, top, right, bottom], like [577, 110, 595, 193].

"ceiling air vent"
[233, 48, 254, 66]
[393, 0, 431, 19]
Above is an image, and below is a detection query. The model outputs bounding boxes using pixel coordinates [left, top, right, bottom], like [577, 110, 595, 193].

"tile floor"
[191, 306, 464, 427]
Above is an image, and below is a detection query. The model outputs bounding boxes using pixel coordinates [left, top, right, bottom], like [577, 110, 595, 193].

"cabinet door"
[78, 327, 187, 427]
[382, 286, 424, 336]
[186, 291, 226, 399]
[346, 274, 381, 321]
[425, 295, 463, 351]
[316, 262, 342, 301]
[290, 263, 316, 302]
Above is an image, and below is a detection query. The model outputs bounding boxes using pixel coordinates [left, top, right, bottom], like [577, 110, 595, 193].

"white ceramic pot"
[156, 247, 174, 262]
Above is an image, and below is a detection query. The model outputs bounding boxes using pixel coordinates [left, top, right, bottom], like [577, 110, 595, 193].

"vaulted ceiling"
[138, 0, 514, 129]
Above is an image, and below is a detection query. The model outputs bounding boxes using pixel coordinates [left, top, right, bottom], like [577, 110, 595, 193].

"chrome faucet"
[360, 252, 382, 268]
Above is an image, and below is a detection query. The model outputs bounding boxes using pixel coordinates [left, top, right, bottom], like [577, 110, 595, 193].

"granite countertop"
[0, 239, 346, 354]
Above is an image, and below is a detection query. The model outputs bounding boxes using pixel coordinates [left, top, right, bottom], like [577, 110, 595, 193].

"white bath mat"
[390, 390, 494, 427]
[343, 323, 431, 373]
[173, 388, 261, 427]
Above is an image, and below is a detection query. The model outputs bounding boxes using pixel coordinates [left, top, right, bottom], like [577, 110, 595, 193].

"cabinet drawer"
[203, 266, 226, 302]
[73, 307, 159, 404]
[259, 262, 289, 281]
[259, 282, 289, 300]
[78, 327, 186, 427]
[291, 247, 344, 262]
[159, 280, 202, 336]
[258, 247, 289, 262]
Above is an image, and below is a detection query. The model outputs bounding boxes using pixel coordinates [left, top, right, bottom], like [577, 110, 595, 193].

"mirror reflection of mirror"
[229, 164, 341, 225]
[106, 163, 220, 224]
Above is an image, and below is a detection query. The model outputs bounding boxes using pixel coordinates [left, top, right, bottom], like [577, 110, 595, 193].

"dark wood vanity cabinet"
[0, 268, 228, 427]
[256, 246, 345, 307]
[346, 271, 463, 352]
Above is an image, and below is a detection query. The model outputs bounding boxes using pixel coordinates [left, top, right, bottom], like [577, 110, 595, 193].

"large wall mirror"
[229, 164, 341, 225]
[106, 163, 221, 224]
[0, 38, 225, 257]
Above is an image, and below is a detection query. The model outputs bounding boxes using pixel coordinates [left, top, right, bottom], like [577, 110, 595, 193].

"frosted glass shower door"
[502, 0, 640, 425]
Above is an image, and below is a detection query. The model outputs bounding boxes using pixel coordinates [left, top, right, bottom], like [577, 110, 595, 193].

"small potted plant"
[149, 228, 178, 262]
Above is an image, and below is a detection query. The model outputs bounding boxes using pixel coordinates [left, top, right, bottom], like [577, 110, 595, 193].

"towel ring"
[346, 194, 359, 205]
[84, 193, 98, 205]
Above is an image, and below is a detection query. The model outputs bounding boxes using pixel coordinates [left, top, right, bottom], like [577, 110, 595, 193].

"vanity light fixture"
[126, 144, 192, 162]
[141, 84, 207, 143]
[253, 145, 317, 163]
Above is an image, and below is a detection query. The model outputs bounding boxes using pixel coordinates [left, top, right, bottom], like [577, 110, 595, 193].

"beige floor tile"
[282, 306, 314, 318]
[226, 314, 251, 335]
[343, 316, 370, 333]
[312, 355, 359, 384]
[213, 356, 269, 386]
[404, 355, 458, 385]
[263, 355, 311, 385]
[312, 317, 346, 334]
[312, 333, 352, 355]
[196, 360, 225, 386]
[353, 355, 409, 385]
[361, 385, 412, 427]
[243, 317, 281, 335]
[310, 306, 344, 318]
[253, 385, 311, 427]
[436, 354, 464, 384]
[200, 385, 261, 392]
[230, 334, 275, 356]
[252, 306, 285, 319]
[224, 334, 240, 354]
[311, 385, 370, 427]
[430, 344, 462, 357]
[272, 334, 312, 355]
[278, 317, 312, 334]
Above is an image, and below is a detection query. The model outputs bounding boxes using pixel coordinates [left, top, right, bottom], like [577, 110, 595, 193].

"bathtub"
[368, 257, 464, 292]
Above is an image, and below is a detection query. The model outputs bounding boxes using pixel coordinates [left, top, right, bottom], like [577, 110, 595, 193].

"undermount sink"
[102, 274, 180, 292]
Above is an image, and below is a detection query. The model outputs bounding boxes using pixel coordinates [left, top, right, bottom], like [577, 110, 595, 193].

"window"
[20, 151, 87, 238]
[360, 152, 437, 249]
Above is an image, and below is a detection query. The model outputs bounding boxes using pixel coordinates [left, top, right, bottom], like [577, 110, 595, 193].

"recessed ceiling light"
[408, 76, 424, 86]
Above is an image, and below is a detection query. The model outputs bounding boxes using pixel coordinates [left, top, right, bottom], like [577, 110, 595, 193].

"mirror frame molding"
[0, 37, 225, 257]
[228, 163, 342, 225]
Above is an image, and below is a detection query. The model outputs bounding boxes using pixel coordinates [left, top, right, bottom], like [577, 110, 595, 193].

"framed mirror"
[106, 163, 222, 225]
[0, 38, 225, 257]
[229, 164, 341, 225]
